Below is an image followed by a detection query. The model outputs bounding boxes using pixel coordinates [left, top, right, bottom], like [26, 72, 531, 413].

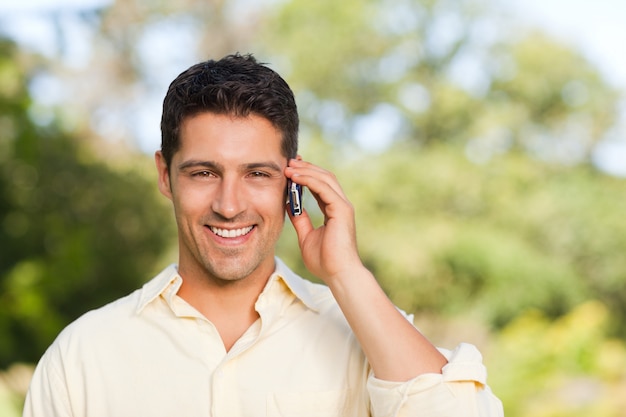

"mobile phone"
[287, 179, 303, 216]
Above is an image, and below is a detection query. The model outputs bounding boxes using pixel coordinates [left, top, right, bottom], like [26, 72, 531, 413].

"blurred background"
[1, 0, 625, 415]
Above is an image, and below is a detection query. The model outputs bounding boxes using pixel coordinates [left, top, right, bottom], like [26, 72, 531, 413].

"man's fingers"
[286, 160, 347, 202]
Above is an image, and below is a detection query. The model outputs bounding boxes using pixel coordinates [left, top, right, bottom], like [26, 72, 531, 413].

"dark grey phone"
[287, 179, 303, 216]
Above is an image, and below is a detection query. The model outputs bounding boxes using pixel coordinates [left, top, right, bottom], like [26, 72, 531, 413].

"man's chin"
[201, 255, 259, 283]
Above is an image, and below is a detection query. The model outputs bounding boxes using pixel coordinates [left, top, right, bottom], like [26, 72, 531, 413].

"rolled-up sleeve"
[367, 343, 504, 417]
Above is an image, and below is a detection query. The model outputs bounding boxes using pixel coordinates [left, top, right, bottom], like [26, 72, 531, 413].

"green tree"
[0, 38, 174, 367]
[326, 142, 626, 336]
[260, 0, 620, 166]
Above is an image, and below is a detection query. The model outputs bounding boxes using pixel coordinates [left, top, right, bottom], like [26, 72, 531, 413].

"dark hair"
[160, 53, 299, 167]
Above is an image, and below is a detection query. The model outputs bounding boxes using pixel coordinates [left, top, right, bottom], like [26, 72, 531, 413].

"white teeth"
[210, 226, 253, 238]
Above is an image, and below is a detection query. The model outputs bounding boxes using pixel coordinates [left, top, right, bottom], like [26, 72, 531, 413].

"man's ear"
[155, 151, 173, 200]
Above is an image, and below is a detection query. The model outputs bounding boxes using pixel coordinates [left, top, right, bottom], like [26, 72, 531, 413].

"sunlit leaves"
[0, 39, 174, 367]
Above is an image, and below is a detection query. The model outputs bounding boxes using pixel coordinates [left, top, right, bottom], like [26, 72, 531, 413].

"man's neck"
[176, 263, 273, 351]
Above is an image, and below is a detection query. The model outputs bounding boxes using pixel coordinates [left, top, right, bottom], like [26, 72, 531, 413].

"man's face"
[156, 112, 288, 284]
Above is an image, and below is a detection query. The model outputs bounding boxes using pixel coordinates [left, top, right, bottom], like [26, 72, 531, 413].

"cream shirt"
[24, 258, 503, 417]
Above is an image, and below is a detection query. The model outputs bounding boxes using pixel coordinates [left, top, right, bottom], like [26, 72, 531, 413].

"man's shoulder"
[55, 287, 142, 344]
[52, 265, 177, 350]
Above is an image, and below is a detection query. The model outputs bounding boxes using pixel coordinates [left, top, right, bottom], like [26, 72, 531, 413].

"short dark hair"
[160, 53, 299, 167]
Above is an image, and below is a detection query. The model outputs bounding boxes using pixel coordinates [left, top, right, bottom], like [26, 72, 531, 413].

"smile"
[209, 226, 254, 238]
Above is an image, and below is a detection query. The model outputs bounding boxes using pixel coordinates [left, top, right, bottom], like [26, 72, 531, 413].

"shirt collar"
[271, 257, 320, 313]
[135, 258, 321, 314]
[135, 264, 182, 314]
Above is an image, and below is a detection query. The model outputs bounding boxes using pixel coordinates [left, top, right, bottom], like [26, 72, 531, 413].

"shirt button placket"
[213, 361, 238, 416]
[211, 367, 223, 416]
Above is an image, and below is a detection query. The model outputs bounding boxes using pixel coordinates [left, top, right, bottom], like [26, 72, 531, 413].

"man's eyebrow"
[177, 160, 222, 171]
[244, 162, 283, 173]
[177, 160, 284, 173]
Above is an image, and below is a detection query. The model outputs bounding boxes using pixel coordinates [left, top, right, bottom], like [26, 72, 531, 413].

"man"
[24, 54, 503, 416]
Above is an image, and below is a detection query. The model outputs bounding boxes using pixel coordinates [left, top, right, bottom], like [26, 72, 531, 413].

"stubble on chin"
[195, 243, 276, 286]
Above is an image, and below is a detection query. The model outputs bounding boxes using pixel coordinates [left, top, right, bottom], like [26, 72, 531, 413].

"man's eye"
[249, 171, 269, 178]
[192, 171, 213, 178]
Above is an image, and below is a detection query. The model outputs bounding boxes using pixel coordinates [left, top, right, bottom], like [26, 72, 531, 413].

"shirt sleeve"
[366, 343, 504, 417]
[22, 344, 73, 417]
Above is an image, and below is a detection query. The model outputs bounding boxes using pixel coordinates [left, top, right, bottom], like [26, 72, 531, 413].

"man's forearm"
[326, 264, 448, 382]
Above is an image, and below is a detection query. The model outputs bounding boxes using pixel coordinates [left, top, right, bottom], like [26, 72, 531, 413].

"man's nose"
[211, 178, 247, 219]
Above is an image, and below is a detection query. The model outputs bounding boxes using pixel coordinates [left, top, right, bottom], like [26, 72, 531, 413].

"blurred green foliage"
[488, 301, 626, 416]
[339, 144, 626, 331]
[262, 0, 618, 159]
[0, 39, 174, 367]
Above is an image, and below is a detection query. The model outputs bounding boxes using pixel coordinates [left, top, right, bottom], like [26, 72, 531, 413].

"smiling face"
[156, 112, 288, 286]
